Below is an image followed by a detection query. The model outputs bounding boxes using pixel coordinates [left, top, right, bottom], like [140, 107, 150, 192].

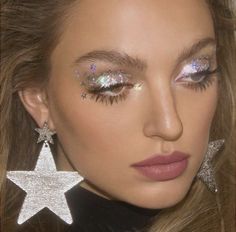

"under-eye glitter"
[134, 83, 143, 91]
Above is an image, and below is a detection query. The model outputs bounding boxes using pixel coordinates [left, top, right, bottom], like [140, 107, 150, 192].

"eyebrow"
[73, 50, 147, 71]
[73, 37, 216, 71]
[175, 37, 216, 65]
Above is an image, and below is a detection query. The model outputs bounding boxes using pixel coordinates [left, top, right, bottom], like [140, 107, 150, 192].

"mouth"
[131, 151, 189, 181]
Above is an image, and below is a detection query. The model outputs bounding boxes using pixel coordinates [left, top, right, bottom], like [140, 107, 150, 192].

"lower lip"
[133, 159, 188, 181]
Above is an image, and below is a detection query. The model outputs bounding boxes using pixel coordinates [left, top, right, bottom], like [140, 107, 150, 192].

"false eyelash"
[183, 68, 219, 92]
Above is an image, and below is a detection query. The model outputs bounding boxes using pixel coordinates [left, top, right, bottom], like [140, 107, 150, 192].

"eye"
[81, 71, 135, 105]
[91, 83, 133, 96]
[175, 57, 219, 92]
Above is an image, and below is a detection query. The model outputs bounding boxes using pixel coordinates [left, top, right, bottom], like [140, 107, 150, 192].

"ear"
[18, 88, 55, 130]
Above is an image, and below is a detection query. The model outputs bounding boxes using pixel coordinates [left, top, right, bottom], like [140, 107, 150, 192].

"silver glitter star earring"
[7, 122, 84, 225]
[197, 139, 225, 193]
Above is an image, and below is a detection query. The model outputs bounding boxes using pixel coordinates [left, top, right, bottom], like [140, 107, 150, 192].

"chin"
[131, 196, 186, 209]
[124, 183, 191, 209]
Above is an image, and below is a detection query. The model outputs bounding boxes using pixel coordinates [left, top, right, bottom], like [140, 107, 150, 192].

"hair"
[0, 0, 235, 232]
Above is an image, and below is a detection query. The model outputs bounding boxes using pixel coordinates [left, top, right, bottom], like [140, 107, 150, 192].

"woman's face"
[45, 0, 218, 208]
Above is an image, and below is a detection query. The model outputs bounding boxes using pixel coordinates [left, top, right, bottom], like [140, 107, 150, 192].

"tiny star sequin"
[90, 64, 97, 73]
[81, 93, 87, 99]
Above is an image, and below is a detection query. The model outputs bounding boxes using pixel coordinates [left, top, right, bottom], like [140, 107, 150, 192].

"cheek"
[182, 88, 218, 137]
[46, 74, 137, 170]
[177, 81, 218, 164]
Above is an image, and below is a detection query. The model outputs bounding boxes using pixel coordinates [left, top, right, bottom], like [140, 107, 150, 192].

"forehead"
[52, 0, 214, 65]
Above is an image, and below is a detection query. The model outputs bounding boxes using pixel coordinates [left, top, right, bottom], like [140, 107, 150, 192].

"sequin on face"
[81, 93, 87, 99]
[90, 64, 97, 73]
[181, 57, 210, 76]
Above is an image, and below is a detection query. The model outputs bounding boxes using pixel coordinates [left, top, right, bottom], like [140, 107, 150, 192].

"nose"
[143, 81, 183, 141]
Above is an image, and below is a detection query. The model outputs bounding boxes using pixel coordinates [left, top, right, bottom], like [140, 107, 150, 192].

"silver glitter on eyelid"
[181, 57, 210, 76]
[84, 71, 131, 89]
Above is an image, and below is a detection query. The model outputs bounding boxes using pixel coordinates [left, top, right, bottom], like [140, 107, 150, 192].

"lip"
[131, 151, 189, 181]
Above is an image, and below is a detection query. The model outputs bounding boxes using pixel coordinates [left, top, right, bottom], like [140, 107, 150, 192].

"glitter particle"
[90, 64, 97, 73]
[75, 70, 80, 78]
[134, 83, 143, 91]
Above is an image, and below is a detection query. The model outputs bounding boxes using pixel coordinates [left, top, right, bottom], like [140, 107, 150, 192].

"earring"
[197, 139, 225, 193]
[7, 122, 84, 225]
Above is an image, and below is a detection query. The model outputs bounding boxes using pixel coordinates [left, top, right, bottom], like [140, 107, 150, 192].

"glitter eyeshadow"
[182, 57, 210, 75]
[84, 71, 130, 89]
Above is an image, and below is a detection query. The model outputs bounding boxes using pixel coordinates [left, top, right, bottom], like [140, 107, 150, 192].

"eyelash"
[87, 83, 133, 105]
[179, 68, 219, 92]
[85, 68, 218, 106]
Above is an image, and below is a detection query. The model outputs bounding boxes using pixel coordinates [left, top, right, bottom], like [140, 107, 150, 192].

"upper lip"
[131, 151, 190, 167]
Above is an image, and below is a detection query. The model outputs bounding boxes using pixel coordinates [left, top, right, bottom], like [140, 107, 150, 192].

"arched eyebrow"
[72, 37, 216, 71]
[175, 37, 216, 65]
[73, 50, 147, 71]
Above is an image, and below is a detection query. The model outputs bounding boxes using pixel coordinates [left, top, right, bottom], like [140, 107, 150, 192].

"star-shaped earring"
[197, 139, 225, 193]
[35, 122, 56, 144]
[7, 122, 84, 224]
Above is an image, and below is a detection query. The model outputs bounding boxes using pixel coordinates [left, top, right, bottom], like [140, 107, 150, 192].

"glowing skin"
[21, 0, 219, 209]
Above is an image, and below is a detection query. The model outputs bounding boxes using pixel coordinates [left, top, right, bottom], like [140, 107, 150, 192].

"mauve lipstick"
[131, 151, 189, 181]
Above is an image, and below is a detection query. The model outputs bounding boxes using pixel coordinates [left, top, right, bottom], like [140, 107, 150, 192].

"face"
[44, 0, 218, 208]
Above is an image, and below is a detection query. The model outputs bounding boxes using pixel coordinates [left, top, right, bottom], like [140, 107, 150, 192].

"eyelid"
[83, 70, 132, 89]
[174, 57, 212, 81]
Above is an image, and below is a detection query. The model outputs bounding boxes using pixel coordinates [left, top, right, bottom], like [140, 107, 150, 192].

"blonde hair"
[0, 0, 235, 231]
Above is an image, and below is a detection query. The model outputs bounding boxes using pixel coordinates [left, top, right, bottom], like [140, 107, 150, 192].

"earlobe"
[19, 88, 51, 128]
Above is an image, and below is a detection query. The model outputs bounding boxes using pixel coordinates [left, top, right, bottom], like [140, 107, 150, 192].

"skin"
[20, 0, 218, 209]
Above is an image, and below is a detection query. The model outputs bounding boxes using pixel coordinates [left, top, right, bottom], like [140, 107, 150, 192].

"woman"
[1, 0, 235, 231]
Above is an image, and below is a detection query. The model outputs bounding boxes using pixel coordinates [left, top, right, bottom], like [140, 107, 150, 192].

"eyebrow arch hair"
[176, 37, 216, 65]
[73, 50, 147, 71]
[73, 37, 216, 71]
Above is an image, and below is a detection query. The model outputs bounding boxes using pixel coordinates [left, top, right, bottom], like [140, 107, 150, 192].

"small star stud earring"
[34, 122, 56, 144]
[7, 122, 84, 224]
